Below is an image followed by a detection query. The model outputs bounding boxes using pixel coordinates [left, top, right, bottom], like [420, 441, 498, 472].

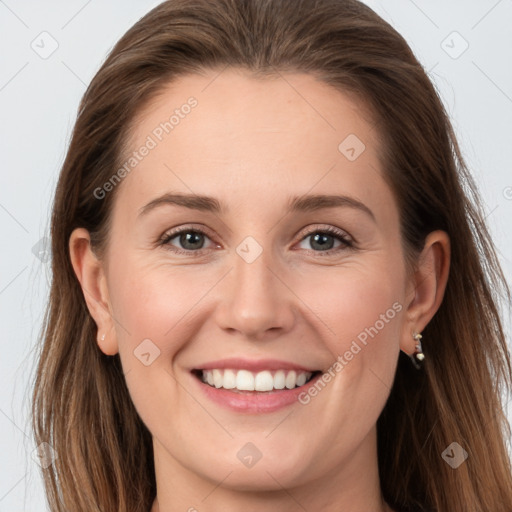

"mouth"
[191, 368, 322, 394]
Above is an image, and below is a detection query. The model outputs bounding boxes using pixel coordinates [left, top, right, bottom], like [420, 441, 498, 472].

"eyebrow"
[287, 194, 375, 221]
[139, 193, 223, 216]
[138, 192, 375, 222]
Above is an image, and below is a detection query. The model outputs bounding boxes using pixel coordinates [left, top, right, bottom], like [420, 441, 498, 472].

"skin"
[70, 68, 450, 512]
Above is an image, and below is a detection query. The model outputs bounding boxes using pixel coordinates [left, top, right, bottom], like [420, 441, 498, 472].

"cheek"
[306, 262, 403, 343]
[107, 258, 212, 354]
[298, 259, 404, 398]
[104, 258, 209, 420]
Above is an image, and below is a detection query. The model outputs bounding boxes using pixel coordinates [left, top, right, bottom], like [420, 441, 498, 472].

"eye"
[296, 226, 353, 255]
[159, 226, 216, 255]
[158, 224, 354, 256]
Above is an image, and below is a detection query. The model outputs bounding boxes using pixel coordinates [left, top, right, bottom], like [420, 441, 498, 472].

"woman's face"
[81, 69, 423, 496]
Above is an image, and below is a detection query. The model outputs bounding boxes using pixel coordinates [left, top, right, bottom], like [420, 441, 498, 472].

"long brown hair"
[31, 0, 512, 510]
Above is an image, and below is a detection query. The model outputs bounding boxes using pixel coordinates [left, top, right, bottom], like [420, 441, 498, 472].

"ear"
[69, 228, 118, 355]
[400, 230, 450, 356]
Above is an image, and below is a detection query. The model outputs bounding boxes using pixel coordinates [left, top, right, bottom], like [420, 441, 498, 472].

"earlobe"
[400, 230, 451, 355]
[96, 330, 118, 356]
[69, 228, 119, 355]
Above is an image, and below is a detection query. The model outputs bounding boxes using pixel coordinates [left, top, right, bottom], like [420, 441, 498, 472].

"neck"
[150, 425, 394, 512]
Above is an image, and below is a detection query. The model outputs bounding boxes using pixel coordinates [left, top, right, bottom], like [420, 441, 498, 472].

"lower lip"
[192, 372, 322, 413]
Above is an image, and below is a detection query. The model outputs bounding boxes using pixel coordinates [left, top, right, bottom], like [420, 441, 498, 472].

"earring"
[410, 332, 425, 370]
[99, 333, 106, 342]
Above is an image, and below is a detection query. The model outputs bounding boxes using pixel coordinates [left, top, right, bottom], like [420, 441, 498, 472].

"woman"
[31, 0, 512, 511]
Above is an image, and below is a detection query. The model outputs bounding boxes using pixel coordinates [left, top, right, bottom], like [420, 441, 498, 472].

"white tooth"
[223, 369, 236, 389]
[254, 371, 274, 391]
[201, 368, 314, 391]
[296, 372, 307, 387]
[213, 369, 223, 388]
[285, 370, 297, 389]
[236, 369, 255, 391]
[274, 370, 286, 389]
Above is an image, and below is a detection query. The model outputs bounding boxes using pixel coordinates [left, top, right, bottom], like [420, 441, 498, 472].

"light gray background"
[1, 1, 511, 510]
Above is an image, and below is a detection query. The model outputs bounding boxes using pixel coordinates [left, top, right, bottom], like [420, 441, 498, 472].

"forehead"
[114, 68, 394, 226]
[127, 68, 380, 158]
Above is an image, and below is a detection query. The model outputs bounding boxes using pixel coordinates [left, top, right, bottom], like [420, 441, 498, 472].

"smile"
[190, 363, 324, 413]
[195, 368, 320, 392]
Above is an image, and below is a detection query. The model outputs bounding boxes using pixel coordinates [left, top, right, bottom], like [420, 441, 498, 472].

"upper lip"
[193, 358, 319, 373]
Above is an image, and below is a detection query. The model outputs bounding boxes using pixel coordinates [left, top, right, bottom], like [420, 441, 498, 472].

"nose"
[214, 242, 296, 341]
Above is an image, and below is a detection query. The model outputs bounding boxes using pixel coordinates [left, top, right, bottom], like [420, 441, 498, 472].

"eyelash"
[158, 224, 354, 257]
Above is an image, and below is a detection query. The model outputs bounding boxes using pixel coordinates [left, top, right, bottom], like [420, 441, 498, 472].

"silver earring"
[100, 333, 105, 342]
[410, 332, 425, 370]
